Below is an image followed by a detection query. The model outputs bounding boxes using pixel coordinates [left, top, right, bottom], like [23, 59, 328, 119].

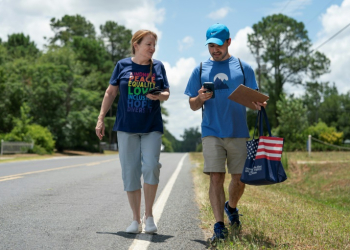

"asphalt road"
[0, 153, 208, 250]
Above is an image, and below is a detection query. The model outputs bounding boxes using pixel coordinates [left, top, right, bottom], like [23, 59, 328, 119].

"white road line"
[129, 153, 187, 250]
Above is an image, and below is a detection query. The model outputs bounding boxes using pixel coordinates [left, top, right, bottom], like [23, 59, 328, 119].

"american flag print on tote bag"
[255, 136, 283, 161]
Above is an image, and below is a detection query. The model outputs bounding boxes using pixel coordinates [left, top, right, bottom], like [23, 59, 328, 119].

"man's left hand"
[252, 101, 267, 110]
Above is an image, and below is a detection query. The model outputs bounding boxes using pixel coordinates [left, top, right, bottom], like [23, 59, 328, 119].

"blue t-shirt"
[184, 56, 258, 138]
[109, 57, 169, 133]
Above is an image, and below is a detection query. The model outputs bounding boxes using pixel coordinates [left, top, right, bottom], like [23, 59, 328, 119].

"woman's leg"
[140, 132, 162, 219]
[117, 131, 142, 227]
[143, 183, 158, 218]
[127, 189, 142, 223]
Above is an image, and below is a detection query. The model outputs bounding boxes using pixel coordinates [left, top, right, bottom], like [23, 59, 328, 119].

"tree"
[71, 36, 110, 74]
[3, 33, 39, 59]
[0, 44, 8, 132]
[317, 83, 350, 140]
[302, 82, 350, 140]
[180, 127, 201, 152]
[338, 92, 350, 140]
[275, 94, 308, 150]
[100, 21, 132, 63]
[49, 15, 96, 45]
[0, 57, 33, 133]
[0, 42, 7, 65]
[162, 135, 174, 152]
[4, 103, 32, 142]
[163, 128, 181, 152]
[27, 47, 82, 151]
[248, 14, 330, 126]
[302, 81, 326, 125]
[318, 83, 341, 128]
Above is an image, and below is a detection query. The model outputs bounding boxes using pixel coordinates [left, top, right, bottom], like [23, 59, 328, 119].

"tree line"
[246, 14, 350, 151]
[0, 14, 349, 154]
[0, 15, 135, 153]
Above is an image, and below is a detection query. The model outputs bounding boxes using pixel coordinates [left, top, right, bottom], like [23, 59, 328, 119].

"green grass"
[103, 150, 119, 155]
[0, 155, 54, 163]
[0, 150, 118, 163]
[190, 152, 350, 250]
[282, 152, 350, 211]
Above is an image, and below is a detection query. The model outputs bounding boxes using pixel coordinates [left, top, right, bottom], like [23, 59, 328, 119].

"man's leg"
[228, 174, 245, 208]
[202, 136, 228, 241]
[224, 138, 247, 226]
[208, 172, 228, 243]
[209, 172, 226, 222]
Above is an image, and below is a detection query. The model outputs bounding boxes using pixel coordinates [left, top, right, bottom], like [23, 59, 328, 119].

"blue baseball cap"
[205, 23, 230, 46]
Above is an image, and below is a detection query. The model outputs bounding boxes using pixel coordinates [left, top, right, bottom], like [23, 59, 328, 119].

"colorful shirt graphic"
[109, 58, 169, 133]
[127, 71, 156, 114]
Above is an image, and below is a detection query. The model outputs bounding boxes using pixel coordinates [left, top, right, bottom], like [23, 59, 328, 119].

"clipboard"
[228, 84, 269, 110]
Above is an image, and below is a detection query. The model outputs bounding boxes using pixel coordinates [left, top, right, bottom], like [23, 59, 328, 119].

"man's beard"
[211, 50, 228, 61]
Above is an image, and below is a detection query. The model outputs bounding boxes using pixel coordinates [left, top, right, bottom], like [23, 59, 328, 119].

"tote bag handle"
[259, 107, 272, 137]
[252, 107, 272, 139]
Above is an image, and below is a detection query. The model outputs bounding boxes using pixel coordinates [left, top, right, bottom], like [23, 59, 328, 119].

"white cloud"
[178, 36, 194, 52]
[162, 57, 200, 140]
[228, 27, 257, 68]
[207, 7, 231, 19]
[0, 0, 165, 49]
[315, 0, 350, 94]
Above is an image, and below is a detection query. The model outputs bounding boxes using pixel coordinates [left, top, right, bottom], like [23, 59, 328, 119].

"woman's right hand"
[95, 119, 105, 140]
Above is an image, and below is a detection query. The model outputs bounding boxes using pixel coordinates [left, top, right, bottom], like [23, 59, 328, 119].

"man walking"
[184, 23, 266, 243]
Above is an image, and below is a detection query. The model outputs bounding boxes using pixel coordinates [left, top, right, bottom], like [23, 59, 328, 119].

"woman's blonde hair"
[131, 30, 157, 80]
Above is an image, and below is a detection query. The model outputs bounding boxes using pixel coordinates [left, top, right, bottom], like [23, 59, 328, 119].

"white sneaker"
[126, 220, 142, 234]
[144, 216, 157, 234]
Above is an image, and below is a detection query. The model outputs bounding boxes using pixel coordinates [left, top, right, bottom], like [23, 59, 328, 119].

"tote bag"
[240, 107, 287, 185]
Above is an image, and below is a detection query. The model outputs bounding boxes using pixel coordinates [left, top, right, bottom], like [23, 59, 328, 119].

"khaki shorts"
[202, 136, 248, 175]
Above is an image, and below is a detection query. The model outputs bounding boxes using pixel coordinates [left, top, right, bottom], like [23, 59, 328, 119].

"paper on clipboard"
[228, 84, 269, 110]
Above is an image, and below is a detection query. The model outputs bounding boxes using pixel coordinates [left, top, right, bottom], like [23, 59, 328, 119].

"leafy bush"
[4, 103, 55, 154]
[320, 131, 343, 145]
[306, 121, 344, 151]
[28, 145, 48, 155]
[27, 124, 55, 154]
[196, 143, 202, 152]
[276, 94, 308, 144]
[162, 136, 174, 152]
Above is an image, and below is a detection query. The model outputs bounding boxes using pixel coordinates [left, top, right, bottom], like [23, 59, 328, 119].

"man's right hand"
[198, 86, 213, 102]
[189, 87, 214, 111]
[95, 119, 105, 140]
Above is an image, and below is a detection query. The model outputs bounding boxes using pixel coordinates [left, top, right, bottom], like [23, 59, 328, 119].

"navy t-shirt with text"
[109, 57, 169, 133]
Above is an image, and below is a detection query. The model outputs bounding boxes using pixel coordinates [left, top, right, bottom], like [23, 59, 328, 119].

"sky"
[1, 0, 349, 140]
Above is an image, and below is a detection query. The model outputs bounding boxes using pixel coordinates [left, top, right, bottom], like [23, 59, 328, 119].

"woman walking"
[95, 30, 170, 234]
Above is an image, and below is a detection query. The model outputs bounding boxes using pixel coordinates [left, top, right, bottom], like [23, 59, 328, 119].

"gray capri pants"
[117, 131, 162, 192]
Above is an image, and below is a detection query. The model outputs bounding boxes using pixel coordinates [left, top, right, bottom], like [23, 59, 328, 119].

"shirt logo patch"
[213, 73, 229, 90]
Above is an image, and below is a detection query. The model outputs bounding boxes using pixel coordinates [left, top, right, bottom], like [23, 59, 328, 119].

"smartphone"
[146, 87, 162, 95]
[203, 82, 215, 99]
